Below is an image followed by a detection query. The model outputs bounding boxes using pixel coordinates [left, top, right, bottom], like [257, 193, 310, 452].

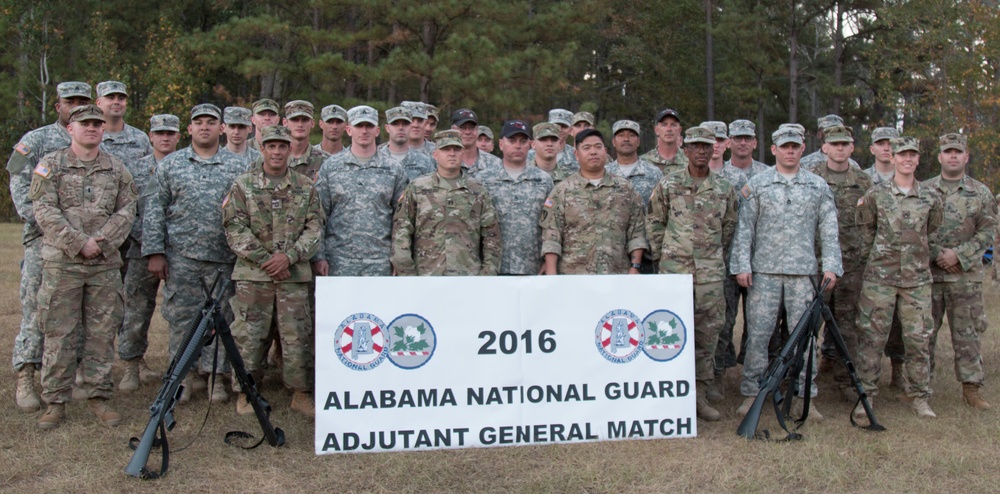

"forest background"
[1, 0, 999, 220]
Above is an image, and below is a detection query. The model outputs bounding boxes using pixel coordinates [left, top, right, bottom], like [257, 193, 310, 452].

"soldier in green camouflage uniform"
[380, 106, 435, 180]
[641, 108, 688, 175]
[422, 103, 440, 154]
[313, 106, 409, 277]
[647, 126, 738, 421]
[701, 120, 747, 190]
[223, 107, 262, 163]
[854, 136, 943, 419]
[143, 104, 250, 403]
[392, 130, 502, 276]
[924, 133, 995, 410]
[223, 125, 324, 417]
[117, 114, 181, 392]
[800, 115, 861, 171]
[32, 105, 137, 429]
[279, 100, 329, 181]
[400, 101, 432, 157]
[8, 81, 93, 411]
[540, 129, 647, 275]
[607, 120, 663, 212]
[316, 104, 348, 156]
[476, 121, 554, 275]
[731, 126, 842, 421]
[528, 123, 571, 185]
[249, 99, 281, 151]
[528, 109, 579, 171]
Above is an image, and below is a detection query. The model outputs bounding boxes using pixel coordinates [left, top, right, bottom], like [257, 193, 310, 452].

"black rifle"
[736, 278, 885, 440]
[125, 276, 285, 479]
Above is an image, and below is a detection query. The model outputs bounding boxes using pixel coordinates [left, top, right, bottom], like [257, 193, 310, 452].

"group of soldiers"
[6, 79, 993, 431]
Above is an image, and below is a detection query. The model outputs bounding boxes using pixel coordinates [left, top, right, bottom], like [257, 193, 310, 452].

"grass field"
[0, 222, 997, 493]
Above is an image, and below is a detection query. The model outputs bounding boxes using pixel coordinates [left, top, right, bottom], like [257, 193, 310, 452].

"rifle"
[124, 275, 285, 479]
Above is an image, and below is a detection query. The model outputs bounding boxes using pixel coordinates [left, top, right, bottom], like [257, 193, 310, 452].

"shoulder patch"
[544, 198, 555, 208]
[15, 142, 30, 156]
[740, 184, 752, 199]
[33, 163, 52, 179]
[856, 197, 864, 207]
[222, 193, 230, 209]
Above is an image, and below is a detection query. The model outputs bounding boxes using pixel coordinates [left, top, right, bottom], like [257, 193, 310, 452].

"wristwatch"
[630, 263, 642, 269]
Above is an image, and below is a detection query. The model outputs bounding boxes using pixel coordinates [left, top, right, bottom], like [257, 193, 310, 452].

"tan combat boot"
[962, 383, 991, 410]
[208, 374, 229, 403]
[696, 383, 721, 422]
[179, 374, 205, 404]
[137, 358, 159, 383]
[911, 397, 937, 418]
[236, 394, 254, 416]
[791, 397, 825, 422]
[705, 377, 724, 403]
[290, 391, 315, 418]
[119, 359, 140, 392]
[88, 398, 122, 427]
[736, 396, 756, 417]
[15, 367, 41, 412]
[37, 403, 66, 430]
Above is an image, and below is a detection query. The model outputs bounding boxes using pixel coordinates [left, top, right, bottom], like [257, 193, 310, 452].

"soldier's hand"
[312, 260, 329, 276]
[935, 248, 960, 270]
[80, 237, 103, 259]
[147, 254, 168, 280]
[822, 271, 838, 291]
[736, 273, 752, 288]
[262, 252, 291, 278]
[627, 267, 640, 275]
[270, 268, 291, 281]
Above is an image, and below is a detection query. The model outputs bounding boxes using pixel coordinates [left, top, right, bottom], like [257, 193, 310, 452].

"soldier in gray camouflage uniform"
[249, 99, 281, 151]
[283, 100, 329, 181]
[95, 81, 152, 166]
[223, 107, 262, 163]
[8, 81, 92, 412]
[400, 101, 432, 157]
[529, 123, 572, 185]
[450, 108, 501, 176]
[477, 125, 495, 154]
[924, 133, 995, 410]
[724, 119, 769, 178]
[117, 114, 182, 392]
[800, 115, 861, 171]
[143, 104, 250, 404]
[380, 106, 435, 180]
[313, 105, 409, 277]
[528, 109, 579, 171]
[607, 120, 663, 212]
[641, 108, 688, 175]
[731, 126, 842, 422]
[570, 111, 595, 137]
[476, 120, 554, 275]
[316, 104, 348, 156]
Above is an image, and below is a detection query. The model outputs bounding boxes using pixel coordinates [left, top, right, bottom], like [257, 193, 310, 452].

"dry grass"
[0, 221, 997, 493]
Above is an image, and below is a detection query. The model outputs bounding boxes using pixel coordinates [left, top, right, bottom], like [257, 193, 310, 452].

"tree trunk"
[832, 1, 843, 113]
[705, 0, 715, 119]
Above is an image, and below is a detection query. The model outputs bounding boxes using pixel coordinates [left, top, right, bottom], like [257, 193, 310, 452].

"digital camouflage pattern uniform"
[100, 125, 152, 167]
[391, 172, 502, 275]
[539, 172, 648, 274]
[606, 159, 663, 212]
[641, 147, 689, 176]
[223, 161, 324, 392]
[474, 163, 553, 275]
[463, 149, 503, 177]
[379, 145, 435, 181]
[526, 143, 580, 172]
[31, 145, 137, 404]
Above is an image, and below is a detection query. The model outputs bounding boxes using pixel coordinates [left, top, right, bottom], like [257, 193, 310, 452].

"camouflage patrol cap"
[434, 130, 463, 149]
[939, 133, 967, 152]
[68, 104, 106, 123]
[729, 119, 756, 137]
[572, 111, 595, 126]
[400, 101, 428, 119]
[191, 103, 222, 120]
[612, 120, 640, 136]
[478, 125, 494, 139]
[284, 100, 314, 120]
[223, 107, 252, 126]
[891, 136, 920, 154]
[57, 81, 92, 100]
[149, 114, 180, 132]
[871, 127, 899, 143]
[261, 125, 293, 144]
[533, 122, 561, 140]
[700, 121, 728, 139]
[823, 125, 854, 143]
[348, 105, 379, 126]
[501, 120, 531, 139]
[252, 99, 280, 115]
[778, 123, 806, 135]
[423, 104, 440, 120]
[386, 106, 412, 124]
[320, 104, 348, 122]
[96, 81, 128, 97]
[772, 126, 805, 146]
[817, 114, 844, 131]
[548, 109, 572, 127]
[683, 126, 716, 145]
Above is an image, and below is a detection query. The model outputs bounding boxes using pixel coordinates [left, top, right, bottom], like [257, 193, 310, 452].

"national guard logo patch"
[543, 198, 554, 208]
[334, 313, 390, 371]
[33, 164, 51, 179]
[386, 314, 437, 370]
[641, 310, 688, 362]
[595, 309, 644, 364]
[14, 142, 30, 156]
[740, 184, 752, 199]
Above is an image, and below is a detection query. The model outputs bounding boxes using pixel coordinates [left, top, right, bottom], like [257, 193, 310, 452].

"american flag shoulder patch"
[543, 198, 554, 208]
[33, 164, 51, 179]
[14, 142, 30, 156]
[221, 194, 230, 208]
[856, 197, 864, 207]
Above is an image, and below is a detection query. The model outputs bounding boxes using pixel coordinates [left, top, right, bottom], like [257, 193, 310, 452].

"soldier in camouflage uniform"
[641, 108, 688, 175]
[924, 133, 995, 410]
[808, 126, 873, 399]
[313, 106, 409, 277]
[315, 104, 348, 156]
[400, 101, 432, 157]
[32, 105, 137, 429]
[731, 126, 842, 421]
[701, 121, 747, 190]
[864, 127, 899, 184]
[853, 136, 943, 419]
[476, 120, 554, 275]
[647, 126, 739, 422]
[477, 125, 495, 154]
[249, 99, 281, 151]
[223, 107, 262, 163]
[392, 130, 502, 276]
[380, 106, 435, 180]
[800, 115, 861, 171]
[570, 111, 595, 137]
[540, 129, 647, 275]
[8, 81, 92, 411]
[422, 103, 440, 154]
[528, 109, 579, 171]
[223, 125, 324, 417]
[282, 100, 329, 181]
[95, 81, 152, 166]
[724, 119, 769, 178]
[607, 120, 663, 212]
[450, 108, 501, 176]
[529, 123, 572, 185]
[143, 104, 250, 404]
[117, 114, 182, 392]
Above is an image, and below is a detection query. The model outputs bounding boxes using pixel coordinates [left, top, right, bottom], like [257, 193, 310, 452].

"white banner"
[315, 274, 696, 454]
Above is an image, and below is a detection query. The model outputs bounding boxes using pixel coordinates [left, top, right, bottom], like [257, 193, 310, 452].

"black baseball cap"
[451, 108, 478, 126]
[655, 108, 681, 124]
[501, 120, 531, 139]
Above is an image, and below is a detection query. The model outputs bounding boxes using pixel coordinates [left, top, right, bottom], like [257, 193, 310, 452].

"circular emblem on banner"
[595, 309, 644, 363]
[641, 310, 688, 362]
[386, 314, 437, 369]
[334, 313, 389, 371]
